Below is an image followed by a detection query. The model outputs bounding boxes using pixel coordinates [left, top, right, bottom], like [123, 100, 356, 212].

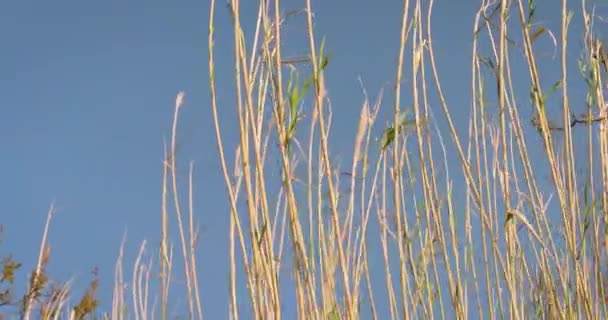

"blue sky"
[1, 0, 604, 318]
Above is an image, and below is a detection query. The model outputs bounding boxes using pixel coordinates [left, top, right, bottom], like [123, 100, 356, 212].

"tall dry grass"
[3, 0, 608, 319]
[203, 0, 608, 318]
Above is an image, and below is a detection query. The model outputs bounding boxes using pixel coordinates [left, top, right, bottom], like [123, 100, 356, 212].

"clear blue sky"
[0, 0, 601, 318]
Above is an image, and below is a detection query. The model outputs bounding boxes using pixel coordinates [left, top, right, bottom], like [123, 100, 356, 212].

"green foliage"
[379, 110, 427, 152]
[527, 0, 536, 23]
[283, 36, 331, 154]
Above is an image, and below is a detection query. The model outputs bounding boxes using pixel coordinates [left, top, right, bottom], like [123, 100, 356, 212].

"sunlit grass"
[3, 0, 608, 319]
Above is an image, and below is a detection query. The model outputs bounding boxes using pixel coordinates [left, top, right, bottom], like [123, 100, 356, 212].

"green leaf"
[284, 68, 312, 152]
[302, 76, 312, 98]
[380, 110, 427, 152]
[528, 0, 536, 23]
[530, 26, 545, 43]
[320, 54, 331, 70]
[319, 36, 326, 63]
[380, 127, 396, 151]
[546, 80, 562, 97]
[318, 36, 331, 71]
